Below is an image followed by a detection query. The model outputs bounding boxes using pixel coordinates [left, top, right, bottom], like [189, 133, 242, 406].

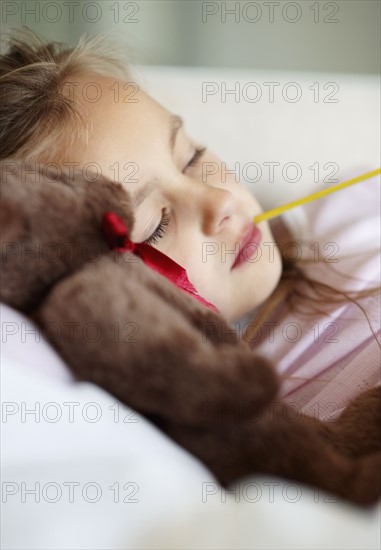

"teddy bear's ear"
[0, 159, 135, 313]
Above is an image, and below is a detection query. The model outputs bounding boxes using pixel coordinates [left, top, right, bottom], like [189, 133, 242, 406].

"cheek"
[160, 233, 209, 280]
[178, 240, 221, 296]
[193, 258, 237, 316]
[185, 241, 212, 276]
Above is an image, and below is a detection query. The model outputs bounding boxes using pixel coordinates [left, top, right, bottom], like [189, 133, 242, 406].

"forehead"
[64, 74, 183, 183]
[66, 74, 172, 160]
[71, 74, 170, 128]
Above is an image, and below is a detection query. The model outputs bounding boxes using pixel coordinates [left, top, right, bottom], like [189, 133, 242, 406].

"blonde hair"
[0, 26, 133, 163]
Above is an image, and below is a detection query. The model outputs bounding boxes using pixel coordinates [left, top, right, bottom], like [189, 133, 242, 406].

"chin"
[226, 256, 283, 324]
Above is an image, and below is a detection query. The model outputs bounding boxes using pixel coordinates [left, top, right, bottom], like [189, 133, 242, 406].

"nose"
[183, 178, 236, 236]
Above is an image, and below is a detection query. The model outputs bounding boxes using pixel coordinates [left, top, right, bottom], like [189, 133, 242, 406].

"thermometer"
[253, 168, 381, 224]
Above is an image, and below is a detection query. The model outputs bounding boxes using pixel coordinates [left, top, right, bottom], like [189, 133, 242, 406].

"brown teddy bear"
[1, 159, 380, 506]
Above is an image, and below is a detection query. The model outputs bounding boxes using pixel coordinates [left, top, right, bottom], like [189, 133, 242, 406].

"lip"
[231, 222, 262, 270]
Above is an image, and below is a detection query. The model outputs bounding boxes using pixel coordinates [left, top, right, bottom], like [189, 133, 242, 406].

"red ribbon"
[102, 211, 219, 313]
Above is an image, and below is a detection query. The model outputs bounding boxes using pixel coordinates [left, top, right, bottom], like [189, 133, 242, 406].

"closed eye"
[143, 210, 171, 246]
[143, 146, 207, 246]
[183, 146, 207, 172]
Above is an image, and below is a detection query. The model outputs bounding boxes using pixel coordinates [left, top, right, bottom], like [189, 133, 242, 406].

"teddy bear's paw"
[331, 386, 381, 458]
[345, 453, 381, 507]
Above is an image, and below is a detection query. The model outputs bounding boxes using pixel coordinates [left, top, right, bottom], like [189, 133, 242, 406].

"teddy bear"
[1, 159, 380, 506]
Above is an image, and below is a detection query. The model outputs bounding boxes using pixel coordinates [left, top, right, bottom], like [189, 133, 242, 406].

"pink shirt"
[235, 170, 381, 421]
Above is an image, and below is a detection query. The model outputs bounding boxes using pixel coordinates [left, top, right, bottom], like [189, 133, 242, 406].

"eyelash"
[143, 146, 207, 246]
[144, 211, 171, 246]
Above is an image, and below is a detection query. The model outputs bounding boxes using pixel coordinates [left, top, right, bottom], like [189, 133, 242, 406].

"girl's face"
[67, 75, 282, 322]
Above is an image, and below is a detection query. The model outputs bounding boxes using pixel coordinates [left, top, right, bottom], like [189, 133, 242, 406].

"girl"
[1, 27, 380, 423]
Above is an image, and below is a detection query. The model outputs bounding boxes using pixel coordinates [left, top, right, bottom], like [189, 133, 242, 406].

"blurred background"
[1, 0, 380, 74]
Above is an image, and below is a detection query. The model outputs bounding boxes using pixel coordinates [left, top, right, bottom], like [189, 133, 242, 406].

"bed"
[1, 65, 380, 549]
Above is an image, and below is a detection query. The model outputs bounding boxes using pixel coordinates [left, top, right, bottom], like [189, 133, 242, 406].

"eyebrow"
[131, 115, 183, 208]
